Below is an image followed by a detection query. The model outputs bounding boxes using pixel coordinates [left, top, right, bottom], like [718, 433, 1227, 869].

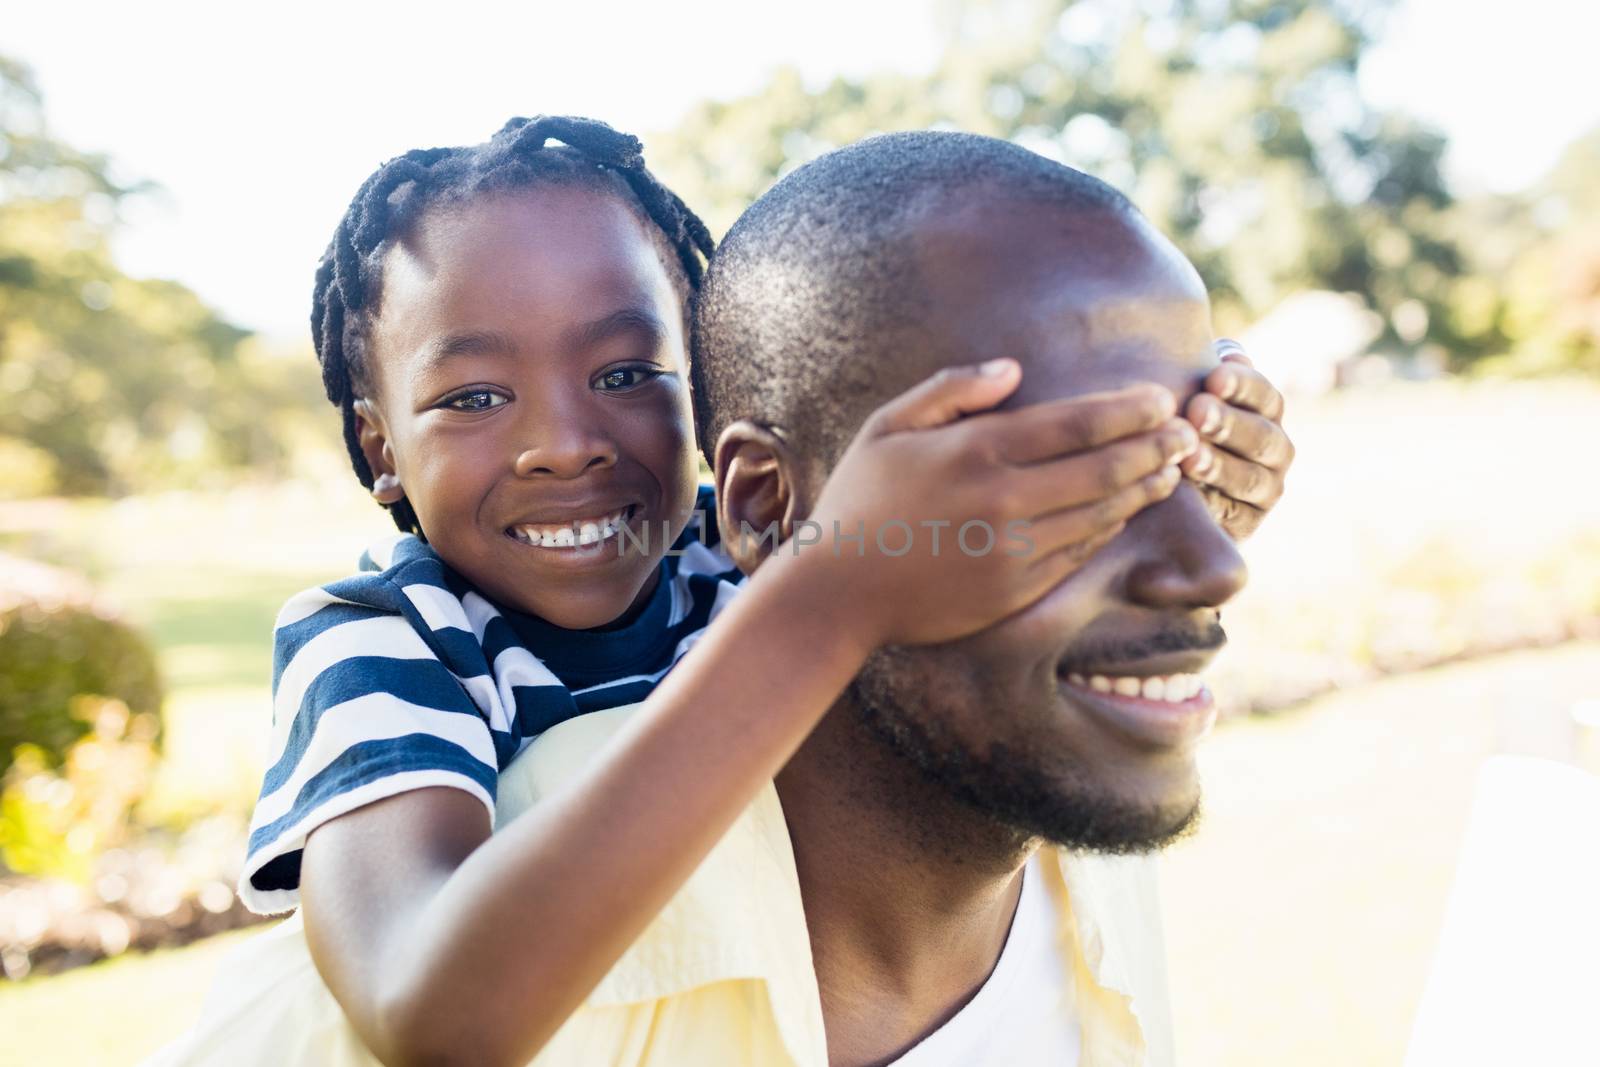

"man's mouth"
[1064, 671, 1205, 704]
[506, 505, 636, 549]
[1056, 651, 1219, 748]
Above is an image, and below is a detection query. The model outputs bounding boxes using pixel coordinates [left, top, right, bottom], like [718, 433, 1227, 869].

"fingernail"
[1216, 372, 1237, 400]
[979, 358, 1014, 377]
[1171, 422, 1199, 460]
[1199, 400, 1222, 436]
[1194, 445, 1214, 476]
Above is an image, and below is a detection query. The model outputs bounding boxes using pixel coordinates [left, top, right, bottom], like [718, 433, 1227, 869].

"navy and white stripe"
[240, 488, 740, 914]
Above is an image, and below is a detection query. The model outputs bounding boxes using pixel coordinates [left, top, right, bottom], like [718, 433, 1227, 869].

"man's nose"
[511, 390, 618, 480]
[1122, 484, 1248, 610]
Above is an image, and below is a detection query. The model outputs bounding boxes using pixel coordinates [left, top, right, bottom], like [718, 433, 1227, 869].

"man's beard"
[846, 652, 1201, 855]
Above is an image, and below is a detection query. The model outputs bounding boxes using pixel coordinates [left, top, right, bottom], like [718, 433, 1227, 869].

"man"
[508, 131, 1290, 1066]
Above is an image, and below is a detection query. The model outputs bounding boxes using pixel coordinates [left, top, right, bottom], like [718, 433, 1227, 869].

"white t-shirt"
[888, 856, 1081, 1066]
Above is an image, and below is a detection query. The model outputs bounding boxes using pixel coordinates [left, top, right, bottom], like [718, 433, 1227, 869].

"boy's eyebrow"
[418, 330, 518, 369]
[568, 305, 667, 350]
[416, 307, 665, 371]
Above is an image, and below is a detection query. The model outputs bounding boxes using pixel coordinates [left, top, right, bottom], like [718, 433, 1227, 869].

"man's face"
[841, 200, 1248, 852]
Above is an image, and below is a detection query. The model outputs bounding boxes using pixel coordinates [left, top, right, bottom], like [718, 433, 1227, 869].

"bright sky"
[7, 0, 1596, 342]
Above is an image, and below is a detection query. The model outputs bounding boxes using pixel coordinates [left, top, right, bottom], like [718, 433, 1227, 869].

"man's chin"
[1023, 787, 1202, 855]
[925, 745, 1204, 854]
[856, 702, 1201, 854]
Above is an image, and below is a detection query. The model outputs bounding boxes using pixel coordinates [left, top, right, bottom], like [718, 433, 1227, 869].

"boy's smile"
[353, 186, 700, 629]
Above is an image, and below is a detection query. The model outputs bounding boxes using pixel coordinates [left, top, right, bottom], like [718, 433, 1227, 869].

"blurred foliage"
[650, 0, 1595, 374]
[0, 555, 163, 778]
[0, 553, 164, 881]
[653, 1, 1456, 340]
[0, 699, 159, 881]
[1445, 129, 1600, 374]
[0, 56, 326, 497]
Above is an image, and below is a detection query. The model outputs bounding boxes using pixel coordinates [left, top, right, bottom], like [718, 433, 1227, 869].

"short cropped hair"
[691, 130, 1134, 467]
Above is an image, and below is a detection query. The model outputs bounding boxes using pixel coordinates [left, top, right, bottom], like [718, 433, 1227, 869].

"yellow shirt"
[151, 704, 1174, 1067]
[514, 707, 1176, 1067]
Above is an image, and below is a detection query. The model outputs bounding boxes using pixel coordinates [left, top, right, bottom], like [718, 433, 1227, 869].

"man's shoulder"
[495, 704, 816, 1015]
[494, 705, 638, 817]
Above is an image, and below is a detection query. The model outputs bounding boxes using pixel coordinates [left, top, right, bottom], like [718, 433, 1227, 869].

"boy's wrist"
[757, 539, 886, 660]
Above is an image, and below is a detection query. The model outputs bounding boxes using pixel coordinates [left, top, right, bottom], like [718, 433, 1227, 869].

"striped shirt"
[239, 489, 740, 915]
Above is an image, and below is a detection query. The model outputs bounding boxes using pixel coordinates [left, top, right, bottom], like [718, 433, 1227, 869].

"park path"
[1161, 640, 1600, 1067]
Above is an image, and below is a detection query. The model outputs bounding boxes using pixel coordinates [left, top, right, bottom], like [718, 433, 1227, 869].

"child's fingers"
[1016, 520, 1128, 595]
[1203, 360, 1284, 422]
[1017, 465, 1181, 557]
[1185, 394, 1295, 470]
[1028, 522, 1126, 587]
[1007, 420, 1195, 516]
[964, 383, 1177, 465]
[863, 359, 1022, 436]
[1181, 442, 1284, 509]
[1214, 338, 1253, 368]
[1199, 487, 1267, 542]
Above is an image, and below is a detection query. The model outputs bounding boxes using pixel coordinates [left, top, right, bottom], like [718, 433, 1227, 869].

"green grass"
[137, 574, 317, 692]
[1, 481, 393, 817]
[0, 925, 269, 1067]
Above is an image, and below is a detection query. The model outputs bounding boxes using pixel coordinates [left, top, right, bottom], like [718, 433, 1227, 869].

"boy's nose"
[511, 407, 619, 479]
[1122, 484, 1248, 611]
[513, 441, 617, 479]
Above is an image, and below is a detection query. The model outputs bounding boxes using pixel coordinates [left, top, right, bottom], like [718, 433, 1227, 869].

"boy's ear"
[713, 421, 810, 576]
[352, 398, 405, 505]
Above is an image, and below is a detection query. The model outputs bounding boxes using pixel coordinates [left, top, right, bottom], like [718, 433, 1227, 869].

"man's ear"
[713, 421, 810, 576]
[352, 398, 405, 505]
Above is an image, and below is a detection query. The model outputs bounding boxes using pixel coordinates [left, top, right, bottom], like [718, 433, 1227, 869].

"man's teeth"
[511, 509, 628, 548]
[1067, 672, 1205, 704]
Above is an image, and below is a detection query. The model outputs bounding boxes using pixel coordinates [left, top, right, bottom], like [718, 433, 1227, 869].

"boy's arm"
[301, 361, 1195, 1067]
[305, 548, 886, 1067]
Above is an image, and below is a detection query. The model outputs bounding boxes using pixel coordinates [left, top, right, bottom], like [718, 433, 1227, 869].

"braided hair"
[311, 116, 714, 534]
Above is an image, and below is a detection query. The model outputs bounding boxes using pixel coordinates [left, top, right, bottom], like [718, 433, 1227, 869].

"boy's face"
[356, 187, 699, 629]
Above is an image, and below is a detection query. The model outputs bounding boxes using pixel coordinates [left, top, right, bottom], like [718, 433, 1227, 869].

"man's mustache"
[1063, 619, 1227, 667]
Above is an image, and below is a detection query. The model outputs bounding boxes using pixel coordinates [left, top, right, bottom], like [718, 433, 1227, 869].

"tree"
[650, 0, 1463, 351]
[0, 55, 318, 496]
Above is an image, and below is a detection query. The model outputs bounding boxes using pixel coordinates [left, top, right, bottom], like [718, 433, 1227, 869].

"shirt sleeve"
[237, 585, 499, 915]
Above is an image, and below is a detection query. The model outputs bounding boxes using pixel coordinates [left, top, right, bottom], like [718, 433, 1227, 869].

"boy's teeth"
[512, 508, 628, 548]
[1073, 673, 1206, 705]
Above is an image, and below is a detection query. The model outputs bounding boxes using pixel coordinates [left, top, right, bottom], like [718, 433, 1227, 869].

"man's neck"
[775, 700, 1038, 1067]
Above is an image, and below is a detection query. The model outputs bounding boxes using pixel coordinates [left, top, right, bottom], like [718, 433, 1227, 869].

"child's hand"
[800, 358, 1196, 648]
[1179, 340, 1294, 540]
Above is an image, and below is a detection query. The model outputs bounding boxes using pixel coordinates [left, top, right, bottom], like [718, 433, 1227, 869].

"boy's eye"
[597, 367, 658, 391]
[444, 390, 507, 412]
